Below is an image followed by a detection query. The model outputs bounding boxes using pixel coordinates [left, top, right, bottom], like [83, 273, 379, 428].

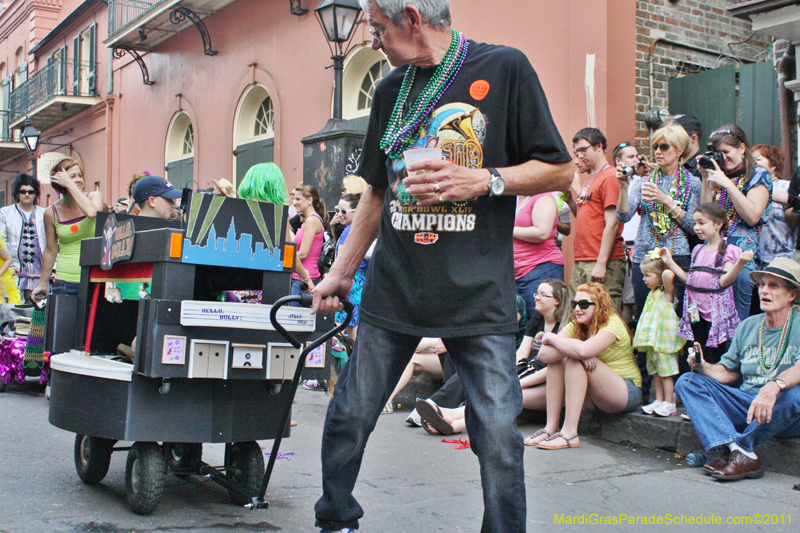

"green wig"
[238, 162, 289, 205]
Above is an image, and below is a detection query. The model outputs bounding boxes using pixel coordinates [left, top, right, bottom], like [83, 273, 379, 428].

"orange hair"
[569, 282, 631, 341]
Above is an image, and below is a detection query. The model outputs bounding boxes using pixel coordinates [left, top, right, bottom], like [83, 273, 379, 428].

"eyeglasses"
[368, 15, 396, 44]
[573, 145, 596, 157]
[534, 292, 554, 299]
[18, 190, 36, 196]
[653, 143, 672, 152]
[710, 128, 745, 144]
[570, 300, 596, 310]
[335, 208, 356, 215]
[758, 281, 789, 291]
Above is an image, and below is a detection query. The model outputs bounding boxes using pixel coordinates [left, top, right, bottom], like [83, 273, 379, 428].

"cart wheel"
[165, 443, 202, 477]
[226, 441, 265, 506]
[125, 442, 165, 515]
[74, 435, 114, 485]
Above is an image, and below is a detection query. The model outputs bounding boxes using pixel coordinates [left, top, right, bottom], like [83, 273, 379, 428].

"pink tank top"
[513, 194, 564, 279]
[292, 213, 324, 280]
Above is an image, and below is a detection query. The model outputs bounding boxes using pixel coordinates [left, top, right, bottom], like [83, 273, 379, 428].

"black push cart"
[47, 192, 346, 514]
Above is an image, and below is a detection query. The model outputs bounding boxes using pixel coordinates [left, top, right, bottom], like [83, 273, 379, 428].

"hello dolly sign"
[101, 215, 136, 270]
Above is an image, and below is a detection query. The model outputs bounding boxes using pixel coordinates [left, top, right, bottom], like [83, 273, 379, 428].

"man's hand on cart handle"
[310, 273, 352, 315]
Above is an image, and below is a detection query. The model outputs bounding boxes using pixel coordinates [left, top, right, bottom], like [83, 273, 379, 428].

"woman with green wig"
[238, 162, 289, 205]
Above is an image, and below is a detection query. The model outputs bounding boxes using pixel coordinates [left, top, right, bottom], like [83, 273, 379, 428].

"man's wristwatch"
[771, 378, 787, 392]
[487, 167, 505, 196]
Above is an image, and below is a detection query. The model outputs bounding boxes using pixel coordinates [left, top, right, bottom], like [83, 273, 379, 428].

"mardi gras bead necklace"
[576, 164, 609, 205]
[380, 30, 469, 159]
[642, 165, 691, 249]
[757, 308, 794, 374]
[713, 165, 747, 235]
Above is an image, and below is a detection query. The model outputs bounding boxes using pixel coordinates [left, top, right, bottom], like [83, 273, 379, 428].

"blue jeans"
[516, 261, 564, 320]
[50, 280, 80, 295]
[314, 322, 526, 532]
[731, 260, 755, 321]
[290, 277, 320, 306]
[675, 373, 800, 453]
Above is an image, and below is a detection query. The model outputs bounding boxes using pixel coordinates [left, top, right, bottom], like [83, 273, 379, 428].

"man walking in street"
[0, 174, 46, 302]
[311, 1, 573, 532]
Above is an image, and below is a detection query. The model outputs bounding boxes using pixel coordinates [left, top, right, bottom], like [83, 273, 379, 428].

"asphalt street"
[0, 377, 798, 533]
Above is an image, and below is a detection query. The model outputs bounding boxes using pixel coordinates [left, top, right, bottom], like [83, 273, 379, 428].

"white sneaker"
[381, 400, 394, 415]
[405, 408, 422, 427]
[641, 399, 662, 414]
[654, 402, 677, 417]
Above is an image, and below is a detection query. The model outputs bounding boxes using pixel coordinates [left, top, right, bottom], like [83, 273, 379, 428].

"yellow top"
[0, 235, 22, 305]
[563, 314, 642, 387]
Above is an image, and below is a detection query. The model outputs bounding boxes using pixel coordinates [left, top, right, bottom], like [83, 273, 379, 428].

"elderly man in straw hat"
[676, 256, 800, 481]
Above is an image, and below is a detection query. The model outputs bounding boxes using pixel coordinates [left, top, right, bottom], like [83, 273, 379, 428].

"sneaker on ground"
[641, 399, 662, 415]
[654, 402, 677, 417]
[302, 380, 323, 391]
[405, 408, 421, 427]
[680, 412, 691, 421]
[381, 400, 394, 415]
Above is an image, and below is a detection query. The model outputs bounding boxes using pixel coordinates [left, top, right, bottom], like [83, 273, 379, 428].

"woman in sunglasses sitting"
[527, 282, 642, 449]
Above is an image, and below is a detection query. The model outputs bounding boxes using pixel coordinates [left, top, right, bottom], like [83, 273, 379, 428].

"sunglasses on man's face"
[570, 300, 596, 310]
[18, 189, 36, 196]
[335, 208, 356, 215]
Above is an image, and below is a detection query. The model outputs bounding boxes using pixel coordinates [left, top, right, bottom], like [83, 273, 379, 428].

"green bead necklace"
[380, 30, 468, 159]
[757, 308, 793, 374]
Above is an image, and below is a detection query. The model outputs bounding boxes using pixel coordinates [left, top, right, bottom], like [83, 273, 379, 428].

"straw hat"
[750, 257, 800, 304]
[211, 178, 236, 198]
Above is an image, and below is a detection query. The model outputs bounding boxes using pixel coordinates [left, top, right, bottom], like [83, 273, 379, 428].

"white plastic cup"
[403, 147, 443, 176]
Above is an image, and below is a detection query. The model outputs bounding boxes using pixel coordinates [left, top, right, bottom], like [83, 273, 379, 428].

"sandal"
[524, 428, 551, 447]
[536, 431, 580, 450]
[416, 399, 454, 436]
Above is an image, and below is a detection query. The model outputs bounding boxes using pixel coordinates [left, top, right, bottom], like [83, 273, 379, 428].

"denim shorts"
[623, 378, 643, 413]
[51, 280, 80, 296]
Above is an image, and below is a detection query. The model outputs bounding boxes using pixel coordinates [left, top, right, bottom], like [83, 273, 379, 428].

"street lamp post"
[302, 0, 365, 209]
[21, 116, 40, 179]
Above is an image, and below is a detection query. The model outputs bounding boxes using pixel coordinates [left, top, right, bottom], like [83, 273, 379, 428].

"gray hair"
[359, 0, 451, 30]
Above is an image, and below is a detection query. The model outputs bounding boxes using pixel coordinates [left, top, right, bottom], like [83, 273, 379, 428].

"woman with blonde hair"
[617, 125, 701, 317]
[32, 157, 105, 298]
[527, 282, 642, 449]
[342, 174, 368, 195]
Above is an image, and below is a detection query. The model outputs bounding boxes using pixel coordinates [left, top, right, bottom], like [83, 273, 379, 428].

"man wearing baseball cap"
[132, 176, 183, 219]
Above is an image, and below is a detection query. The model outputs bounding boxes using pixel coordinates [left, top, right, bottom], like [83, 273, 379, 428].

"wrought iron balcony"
[106, 0, 236, 51]
[0, 110, 27, 162]
[8, 57, 99, 132]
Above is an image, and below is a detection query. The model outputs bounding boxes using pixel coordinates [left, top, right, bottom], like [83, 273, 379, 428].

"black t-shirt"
[357, 40, 571, 337]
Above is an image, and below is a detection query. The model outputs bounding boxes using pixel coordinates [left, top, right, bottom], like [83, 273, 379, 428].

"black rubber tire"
[165, 442, 202, 477]
[125, 442, 165, 515]
[226, 441, 265, 506]
[74, 435, 114, 485]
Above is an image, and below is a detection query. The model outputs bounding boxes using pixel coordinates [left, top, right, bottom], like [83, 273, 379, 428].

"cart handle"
[268, 294, 354, 350]
[253, 294, 354, 508]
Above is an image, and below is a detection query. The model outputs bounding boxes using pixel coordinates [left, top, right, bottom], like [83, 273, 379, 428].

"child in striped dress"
[632, 251, 684, 417]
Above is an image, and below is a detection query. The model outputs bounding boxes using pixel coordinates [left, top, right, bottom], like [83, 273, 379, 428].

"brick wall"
[635, 0, 772, 148]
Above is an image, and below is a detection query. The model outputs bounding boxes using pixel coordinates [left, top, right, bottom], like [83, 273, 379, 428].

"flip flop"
[524, 428, 551, 446]
[415, 399, 454, 436]
[536, 431, 580, 450]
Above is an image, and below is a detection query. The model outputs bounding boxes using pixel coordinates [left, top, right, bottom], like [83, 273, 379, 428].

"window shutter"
[73, 35, 80, 94]
[59, 46, 67, 94]
[18, 61, 27, 84]
[88, 23, 97, 95]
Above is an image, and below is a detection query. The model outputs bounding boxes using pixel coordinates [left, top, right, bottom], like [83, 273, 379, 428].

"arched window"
[342, 47, 390, 132]
[165, 112, 194, 188]
[233, 84, 276, 185]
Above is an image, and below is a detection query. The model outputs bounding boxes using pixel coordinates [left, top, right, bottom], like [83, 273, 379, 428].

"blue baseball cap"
[132, 176, 183, 203]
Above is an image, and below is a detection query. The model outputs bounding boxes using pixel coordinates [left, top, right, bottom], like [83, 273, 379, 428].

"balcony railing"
[9, 58, 97, 122]
[108, 0, 165, 36]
